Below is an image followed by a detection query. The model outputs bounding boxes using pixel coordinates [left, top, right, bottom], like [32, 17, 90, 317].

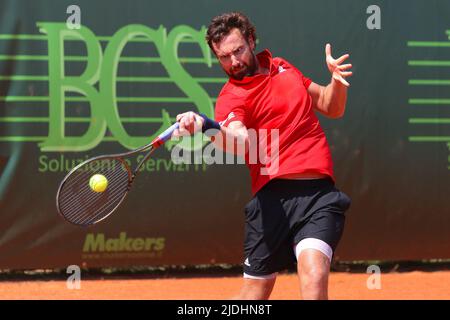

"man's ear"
[210, 43, 218, 57]
[248, 36, 255, 51]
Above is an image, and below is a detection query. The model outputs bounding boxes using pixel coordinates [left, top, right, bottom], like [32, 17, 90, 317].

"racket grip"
[152, 122, 180, 147]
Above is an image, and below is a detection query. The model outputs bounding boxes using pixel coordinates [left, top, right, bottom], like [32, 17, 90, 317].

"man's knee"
[300, 264, 329, 285]
[295, 240, 332, 288]
[235, 275, 277, 300]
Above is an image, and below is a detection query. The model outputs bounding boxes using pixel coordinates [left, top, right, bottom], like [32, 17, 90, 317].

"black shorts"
[243, 178, 351, 277]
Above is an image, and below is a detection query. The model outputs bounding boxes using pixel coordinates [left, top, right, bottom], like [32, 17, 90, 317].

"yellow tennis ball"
[89, 174, 108, 193]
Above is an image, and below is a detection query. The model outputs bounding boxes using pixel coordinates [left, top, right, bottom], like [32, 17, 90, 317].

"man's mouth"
[233, 66, 245, 73]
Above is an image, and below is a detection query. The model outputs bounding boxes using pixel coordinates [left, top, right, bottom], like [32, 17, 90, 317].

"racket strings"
[57, 158, 130, 226]
[59, 168, 129, 225]
[69, 173, 130, 224]
[62, 171, 128, 224]
[60, 166, 127, 211]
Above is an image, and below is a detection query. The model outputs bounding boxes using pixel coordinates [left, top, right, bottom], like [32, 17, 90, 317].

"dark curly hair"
[206, 12, 257, 53]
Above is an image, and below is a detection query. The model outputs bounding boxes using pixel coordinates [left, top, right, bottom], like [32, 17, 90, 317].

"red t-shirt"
[214, 49, 334, 194]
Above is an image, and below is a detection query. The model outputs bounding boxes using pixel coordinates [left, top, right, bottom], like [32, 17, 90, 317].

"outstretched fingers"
[338, 63, 352, 70]
[333, 74, 350, 87]
[335, 54, 350, 65]
[325, 43, 332, 58]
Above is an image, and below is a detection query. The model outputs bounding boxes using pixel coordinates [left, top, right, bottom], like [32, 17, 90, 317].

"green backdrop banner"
[0, 0, 449, 269]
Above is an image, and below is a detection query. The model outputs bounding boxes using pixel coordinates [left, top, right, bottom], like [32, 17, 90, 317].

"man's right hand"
[173, 111, 249, 156]
[173, 111, 205, 138]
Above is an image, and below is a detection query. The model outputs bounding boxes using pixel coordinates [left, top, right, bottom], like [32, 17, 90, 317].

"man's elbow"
[327, 109, 345, 119]
[326, 101, 347, 119]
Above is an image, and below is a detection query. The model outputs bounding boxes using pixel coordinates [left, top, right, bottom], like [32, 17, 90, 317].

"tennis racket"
[56, 122, 179, 226]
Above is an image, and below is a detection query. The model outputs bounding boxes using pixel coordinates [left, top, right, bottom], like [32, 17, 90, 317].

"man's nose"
[231, 55, 240, 67]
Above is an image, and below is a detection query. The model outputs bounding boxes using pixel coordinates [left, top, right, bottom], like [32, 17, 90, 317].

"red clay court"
[1, 270, 449, 300]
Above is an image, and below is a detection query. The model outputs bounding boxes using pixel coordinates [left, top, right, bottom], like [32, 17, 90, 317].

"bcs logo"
[37, 23, 214, 152]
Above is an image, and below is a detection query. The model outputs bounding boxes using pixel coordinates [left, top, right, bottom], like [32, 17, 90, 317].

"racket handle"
[152, 122, 180, 147]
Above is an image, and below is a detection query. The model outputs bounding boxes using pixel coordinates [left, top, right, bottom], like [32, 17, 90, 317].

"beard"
[226, 53, 258, 81]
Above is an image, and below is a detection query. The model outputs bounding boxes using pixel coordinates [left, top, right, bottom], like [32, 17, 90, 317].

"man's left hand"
[325, 43, 353, 87]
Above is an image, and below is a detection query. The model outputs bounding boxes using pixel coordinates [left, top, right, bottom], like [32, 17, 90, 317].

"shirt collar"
[228, 49, 274, 85]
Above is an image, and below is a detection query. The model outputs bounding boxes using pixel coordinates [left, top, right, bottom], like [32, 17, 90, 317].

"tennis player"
[173, 12, 352, 300]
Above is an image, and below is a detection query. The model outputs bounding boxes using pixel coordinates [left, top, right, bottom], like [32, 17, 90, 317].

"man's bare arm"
[173, 112, 249, 155]
[210, 120, 249, 155]
[307, 43, 352, 119]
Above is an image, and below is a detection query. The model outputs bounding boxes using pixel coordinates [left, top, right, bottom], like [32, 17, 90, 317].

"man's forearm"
[322, 78, 348, 118]
[207, 126, 249, 156]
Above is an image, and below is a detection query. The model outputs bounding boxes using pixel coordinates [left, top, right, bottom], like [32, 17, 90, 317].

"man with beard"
[173, 12, 352, 300]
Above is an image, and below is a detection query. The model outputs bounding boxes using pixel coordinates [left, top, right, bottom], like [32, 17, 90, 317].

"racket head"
[56, 156, 132, 226]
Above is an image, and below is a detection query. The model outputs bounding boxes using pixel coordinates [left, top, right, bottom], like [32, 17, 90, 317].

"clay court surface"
[0, 271, 449, 300]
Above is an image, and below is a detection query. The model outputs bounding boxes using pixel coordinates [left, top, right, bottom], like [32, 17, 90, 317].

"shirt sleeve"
[214, 91, 247, 127]
[300, 71, 312, 89]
